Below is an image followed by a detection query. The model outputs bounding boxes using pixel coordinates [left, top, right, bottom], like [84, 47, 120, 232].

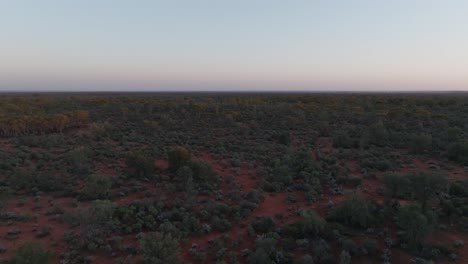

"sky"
[1, 0, 468, 91]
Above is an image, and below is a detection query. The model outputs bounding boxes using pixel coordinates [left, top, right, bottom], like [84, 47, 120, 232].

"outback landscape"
[0, 92, 467, 264]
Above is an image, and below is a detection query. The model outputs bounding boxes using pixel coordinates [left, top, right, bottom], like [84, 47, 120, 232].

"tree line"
[0, 111, 89, 136]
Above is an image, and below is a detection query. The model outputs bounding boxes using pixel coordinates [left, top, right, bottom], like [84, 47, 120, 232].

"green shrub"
[361, 239, 378, 255]
[139, 232, 180, 264]
[409, 133, 432, 154]
[249, 216, 276, 234]
[381, 172, 410, 198]
[2, 242, 51, 264]
[126, 150, 155, 178]
[300, 210, 326, 236]
[328, 195, 380, 229]
[79, 175, 111, 200]
[67, 148, 91, 177]
[408, 171, 447, 211]
[448, 141, 468, 165]
[397, 204, 432, 250]
[167, 146, 191, 173]
[189, 160, 217, 184]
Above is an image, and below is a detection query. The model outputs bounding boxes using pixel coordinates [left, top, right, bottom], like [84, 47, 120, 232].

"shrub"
[249, 216, 276, 234]
[126, 151, 155, 178]
[367, 121, 388, 147]
[409, 133, 432, 154]
[67, 148, 91, 177]
[296, 255, 314, 264]
[328, 195, 379, 229]
[79, 175, 111, 200]
[449, 181, 467, 197]
[381, 172, 410, 199]
[333, 130, 354, 148]
[339, 250, 351, 264]
[448, 141, 468, 165]
[3, 242, 51, 264]
[139, 232, 181, 264]
[397, 204, 431, 250]
[189, 160, 217, 184]
[167, 146, 191, 173]
[300, 210, 326, 236]
[408, 171, 447, 211]
[361, 239, 378, 255]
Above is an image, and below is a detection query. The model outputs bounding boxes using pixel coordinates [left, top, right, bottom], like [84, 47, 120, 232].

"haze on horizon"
[1, 0, 468, 92]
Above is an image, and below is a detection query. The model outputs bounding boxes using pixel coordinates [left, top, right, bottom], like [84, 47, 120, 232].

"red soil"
[0, 195, 77, 262]
[317, 137, 334, 154]
[426, 230, 468, 263]
[154, 159, 168, 171]
[0, 139, 13, 153]
[94, 161, 118, 176]
[1, 139, 466, 263]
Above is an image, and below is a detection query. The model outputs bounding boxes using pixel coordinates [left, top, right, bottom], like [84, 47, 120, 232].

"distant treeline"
[0, 111, 89, 136]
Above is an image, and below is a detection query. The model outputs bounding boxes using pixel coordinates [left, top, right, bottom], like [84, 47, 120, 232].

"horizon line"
[1, 89, 468, 95]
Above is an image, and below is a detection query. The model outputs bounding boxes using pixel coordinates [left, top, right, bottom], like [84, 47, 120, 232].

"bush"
[448, 141, 468, 165]
[333, 130, 354, 149]
[367, 121, 388, 147]
[408, 171, 447, 211]
[361, 239, 378, 255]
[139, 232, 180, 264]
[79, 175, 111, 200]
[249, 216, 276, 234]
[2, 242, 51, 264]
[339, 250, 351, 264]
[328, 195, 380, 229]
[67, 148, 91, 177]
[188, 160, 217, 185]
[381, 172, 410, 199]
[409, 133, 432, 154]
[300, 210, 326, 236]
[397, 204, 431, 250]
[126, 151, 155, 178]
[167, 147, 191, 173]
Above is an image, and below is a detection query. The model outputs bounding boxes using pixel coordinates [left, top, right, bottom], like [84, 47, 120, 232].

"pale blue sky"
[1, 0, 467, 91]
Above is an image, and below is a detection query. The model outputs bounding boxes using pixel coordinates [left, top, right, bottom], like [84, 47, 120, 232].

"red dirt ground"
[427, 230, 468, 263]
[1, 137, 467, 263]
[0, 195, 76, 262]
[0, 139, 14, 153]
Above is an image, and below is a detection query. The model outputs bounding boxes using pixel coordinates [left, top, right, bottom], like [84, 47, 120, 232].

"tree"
[3, 242, 51, 264]
[367, 121, 388, 147]
[409, 133, 432, 154]
[250, 216, 276, 233]
[448, 141, 468, 165]
[268, 159, 293, 186]
[77, 200, 115, 243]
[167, 146, 191, 173]
[67, 147, 91, 177]
[339, 250, 351, 264]
[408, 171, 447, 211]
[296, 255, 315, 264]
[446, 127, 463, 143]
[79, 175, 111, 200]
[301, 210, 326, 236]
[328, 195, 379, 228]
[189, 160, 217, 184]
[176, 166, 195, 194]
[126, 151, 155, 178]
[381, 172, 409, 199]
[397, 204, 431, 250]
[139, 232, 181, 264]
[247, 234, 279, 264]
[333, 130, 354, 148]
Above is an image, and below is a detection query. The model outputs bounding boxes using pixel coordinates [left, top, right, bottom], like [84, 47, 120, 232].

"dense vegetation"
[0, 93, 467, 263]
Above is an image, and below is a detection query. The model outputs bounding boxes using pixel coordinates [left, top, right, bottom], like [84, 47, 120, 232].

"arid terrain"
[0, 93, 467, 264]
